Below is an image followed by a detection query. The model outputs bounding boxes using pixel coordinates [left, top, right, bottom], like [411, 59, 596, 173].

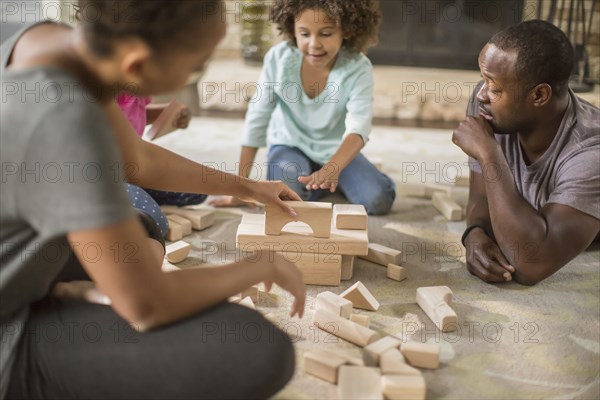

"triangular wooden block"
[340, 281, 380, 311]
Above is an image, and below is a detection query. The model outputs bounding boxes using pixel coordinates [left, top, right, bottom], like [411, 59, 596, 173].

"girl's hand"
[298, 162, 341, 192]
[262, 252, 306, 318]
[174, 106, 192, 129]
[51, 281, 112, 305]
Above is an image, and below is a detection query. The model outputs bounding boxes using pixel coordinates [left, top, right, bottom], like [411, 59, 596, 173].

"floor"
[155, 117, 600, 399]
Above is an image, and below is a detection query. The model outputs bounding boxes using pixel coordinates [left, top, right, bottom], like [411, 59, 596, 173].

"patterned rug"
[158, 118, 600, 399]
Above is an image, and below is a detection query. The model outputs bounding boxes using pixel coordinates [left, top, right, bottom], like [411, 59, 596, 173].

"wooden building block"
[161, 206, 215, 231]
[350, 314, 370, 328]
[340, 281, 380, 311]
[144, 100, 186, 141]
[240, 285, 259, 303]
[341, 256, 355, 280]
[282, 252, 341, 286]
[387, 264, 407, 282]
[338, 366, 383, 400]
[303, 350, 347, 384]
[312, 309, 380, 347]
[236, 214, 369, 256]
[165, 214, 192, 236]
[379, 349, 421, 376]
[363, 336, 402, 366]
[431, 192, 463, 221]
[238, 296, 255, 309]
[315, 291, 353, 319]
[360, 243, 402, 267]
[424, 183, 453, 198]
[165, 241, 191, 263]
[265, 201, 332, 238]
[381, 374, 426, 400]
[333, 204, 368, 230]
[416, 286, 457, 332]
[165, 217, 183, 241]
[400, 341, 440, 369]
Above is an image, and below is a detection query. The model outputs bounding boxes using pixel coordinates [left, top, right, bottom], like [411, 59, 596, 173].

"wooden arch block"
[265, 201, 332, 238]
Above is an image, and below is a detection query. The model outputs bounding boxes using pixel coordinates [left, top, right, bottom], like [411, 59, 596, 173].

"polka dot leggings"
[125, 184, 207, 238]
[125, 184, 169, 237]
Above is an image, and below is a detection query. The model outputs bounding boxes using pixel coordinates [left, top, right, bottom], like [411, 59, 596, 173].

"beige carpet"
[157, 118, 600, 399]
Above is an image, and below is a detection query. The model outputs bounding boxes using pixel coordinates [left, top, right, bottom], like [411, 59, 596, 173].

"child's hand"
[210, 195, 258, 210]
[174, 106, 192, 129]
[298, 162, 341, 192]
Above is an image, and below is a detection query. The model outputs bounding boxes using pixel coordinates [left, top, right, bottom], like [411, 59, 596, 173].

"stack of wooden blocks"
[236, 202, 370, 286]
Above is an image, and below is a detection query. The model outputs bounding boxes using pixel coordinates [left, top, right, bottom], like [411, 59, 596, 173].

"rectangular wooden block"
[315, 291, 352, 319]
[416, 286, 457, 332]
[236, 214, 369, 256]
[341, 256, 355, 280]
[338, 366, 383, 400]
[380, 349, 421, 376]
[341, 281, 380, 311]
[333, 204, 368, 230]
[431, 192, 463, 221]
[363, 336, 402, 367]
[382, 374, 426, 400]
[303, 350, 347, 384]
[265, 201, 332, 238]
[424, 183, 454, 198]
[144, 99, 186, 141]
[312, 308, 380, 347]
[165, 240, 191, 264]
[165, 217, 183, 242]
[280, 252, 341, 286]
[165, 214, 192, 236]
[350, 314, 370, 328]
[161, 206, 215, 230]
[400, 341, 440, 369]
[387, 264, 407, 282]
[360, 243, 402, 267]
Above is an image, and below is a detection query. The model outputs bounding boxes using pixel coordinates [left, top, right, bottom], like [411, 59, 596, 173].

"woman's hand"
[241, 180, 302, 217]
[51, 281, 112, 305]
[262, 252, 306, 318]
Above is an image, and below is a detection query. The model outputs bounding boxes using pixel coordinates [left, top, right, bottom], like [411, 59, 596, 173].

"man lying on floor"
[452, 19, 600, 285]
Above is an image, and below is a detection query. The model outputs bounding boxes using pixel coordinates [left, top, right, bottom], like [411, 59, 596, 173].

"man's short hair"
[489, 20, 574, 96]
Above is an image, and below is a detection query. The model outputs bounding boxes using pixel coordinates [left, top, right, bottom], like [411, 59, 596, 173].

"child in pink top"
[117, 93, 205, 238]
[116, 93, 191, 137]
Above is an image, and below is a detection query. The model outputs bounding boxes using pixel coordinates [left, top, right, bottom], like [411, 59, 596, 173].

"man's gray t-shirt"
[0, 23, 134, 397]
[468, 82, 600, 220]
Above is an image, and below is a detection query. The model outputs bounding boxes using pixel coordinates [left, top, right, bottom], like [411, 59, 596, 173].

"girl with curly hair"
[215, 0, 396, 215]
[1, 1, 305, 398]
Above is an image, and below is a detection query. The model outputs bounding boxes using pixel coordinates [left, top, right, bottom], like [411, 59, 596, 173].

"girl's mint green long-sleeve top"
[241, 41, 374, 165]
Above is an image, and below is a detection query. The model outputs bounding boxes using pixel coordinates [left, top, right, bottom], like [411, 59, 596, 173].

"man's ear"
[120, 40, 152, 93]
[528, 83, 552, 107]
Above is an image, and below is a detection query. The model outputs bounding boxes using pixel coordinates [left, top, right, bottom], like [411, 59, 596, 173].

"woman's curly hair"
[77, 0, 223, 57]
[271, 0, 382, 53]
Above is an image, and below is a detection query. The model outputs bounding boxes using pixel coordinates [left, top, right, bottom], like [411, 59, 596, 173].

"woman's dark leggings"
[6, 245, 295, 399]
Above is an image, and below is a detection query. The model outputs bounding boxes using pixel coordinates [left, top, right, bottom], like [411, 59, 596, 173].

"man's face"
[476, 44, 533, 134]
